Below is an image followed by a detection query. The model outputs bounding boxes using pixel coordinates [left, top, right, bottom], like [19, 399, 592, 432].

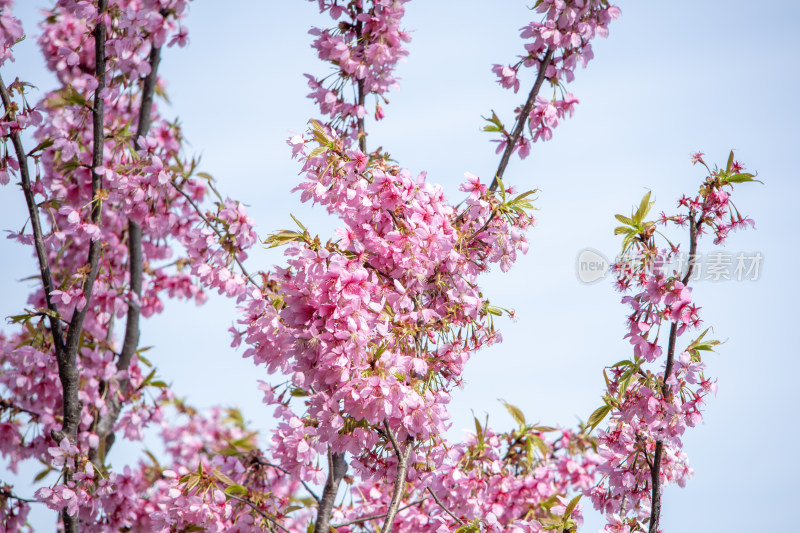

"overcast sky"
[3, 1, 799, 531]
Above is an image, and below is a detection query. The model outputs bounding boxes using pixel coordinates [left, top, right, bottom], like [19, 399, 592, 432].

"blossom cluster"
[0, 0, 263, 528]
[490, 0, 620, 158]
[322, 416, 600, 532]
[240, 126, 535, 486]
[304, 0, 411, 142]
[589, 154, 757, 531]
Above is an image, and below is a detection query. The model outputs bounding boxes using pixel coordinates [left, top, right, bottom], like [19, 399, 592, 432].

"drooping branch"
[647, 212, 699, 533]
[91, 45, 162, 465]
[312, 450, 347, 533]
[489, 48, 554, 192]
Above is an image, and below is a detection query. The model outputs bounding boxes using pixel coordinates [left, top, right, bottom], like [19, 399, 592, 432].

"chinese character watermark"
[575, 248, 763, 284]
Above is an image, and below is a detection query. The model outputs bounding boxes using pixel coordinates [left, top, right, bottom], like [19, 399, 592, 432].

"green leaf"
[263, 229, 304, 249]
[564, 494, 582, 517]
[501, 400, 526, 427]
[614, 226, 632, 236]
[28, 138, 54, 156]
[617, 372, 634, 397]
[481, 110, 505, 133]
[224, 484, 248, 496]
[586, 404, 612, 433]
[454, 519, 481, 533]
[726, 173, 761, 184]
[290, 214, 308, 232]
[474, 416, 484, 444]
[33, 467, 53, 483]
[529, 434, 550, 456]
[308, 146, 328, 159]
[726, 150, 735, 174]
[178, 525, 207, 532]
[615, 214, 634, 225]
[633, 191, 653, 223]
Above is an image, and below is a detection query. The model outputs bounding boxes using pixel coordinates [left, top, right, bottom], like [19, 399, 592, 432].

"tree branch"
[332, 498, 425, 529]
[426, 487, 464, 525]
[252, 456, 320, 504]
[648, 212, 699, 533]
[225, 492, 289, 533]
[0, 76, 66, 359]
[381, 422, 413, 533]
[313, 450, 347, 533]
[355, 18, 366, 154]
[91, 45, 162, 466]
[489, 48, 554, 192]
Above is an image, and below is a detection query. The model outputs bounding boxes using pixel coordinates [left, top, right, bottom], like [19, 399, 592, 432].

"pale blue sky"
[2, 1, 798, 531]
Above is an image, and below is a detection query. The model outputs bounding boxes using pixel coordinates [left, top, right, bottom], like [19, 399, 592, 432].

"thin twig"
[489, 48, 554, 192]
[170, 181, 259, 287]
[0, 398, 43, 419]
[331, 498, 426, 528]
[426, 487, 464, 525]
[355, 18, 366, 154]
[226, 492, 290, 533]
[253, 457, 320, 504]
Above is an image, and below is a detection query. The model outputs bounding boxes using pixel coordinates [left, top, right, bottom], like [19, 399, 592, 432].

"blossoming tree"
[0, 1, 758, 532]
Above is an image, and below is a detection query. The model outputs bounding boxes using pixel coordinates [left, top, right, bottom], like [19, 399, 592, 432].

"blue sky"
[2, 1, 799, 530]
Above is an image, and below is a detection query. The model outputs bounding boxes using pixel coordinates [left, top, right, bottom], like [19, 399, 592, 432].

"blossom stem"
[490, 48, 553, 192]
[648, 212, 699, 533]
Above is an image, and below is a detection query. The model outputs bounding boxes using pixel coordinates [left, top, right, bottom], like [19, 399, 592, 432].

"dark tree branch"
[426, 487, 464, 525]
[489, 48, 554, 192]
[0, 76, 66, 358]
[355, 18, 366, 154]
[91, 45, 162, 466]
[169, 180, 259, 286]
[331, 498, 425, 529]
[381, 422, 413, 533]
[225, 492, 289, 533]
[56, 4, 108, 530]
[648, 212, 699, 533]
[313, 450, 347, 533]
[252, 456, 320, 504]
